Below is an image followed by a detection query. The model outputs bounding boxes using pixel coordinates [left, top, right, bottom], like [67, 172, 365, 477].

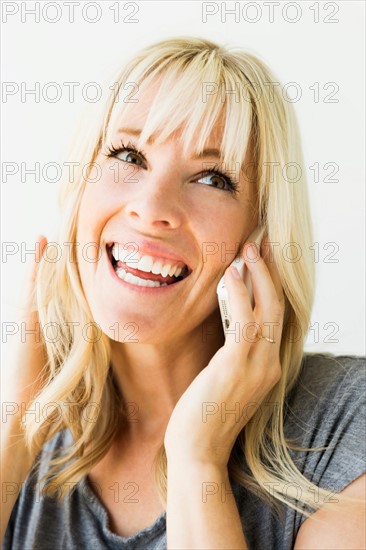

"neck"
[109, 309, 224, 443]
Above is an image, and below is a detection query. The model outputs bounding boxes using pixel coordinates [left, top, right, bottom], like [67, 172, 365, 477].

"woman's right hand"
[2, 235, 49, 432]
[1, 235, 50, 543]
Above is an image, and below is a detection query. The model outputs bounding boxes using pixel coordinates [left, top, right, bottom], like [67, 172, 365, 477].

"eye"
[104, 140, 146, 167]
[197, 166, 239, 194]
[104, 141, 239, 194]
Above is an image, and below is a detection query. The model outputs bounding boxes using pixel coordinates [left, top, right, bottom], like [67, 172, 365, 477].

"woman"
[2, 36, 365, 549]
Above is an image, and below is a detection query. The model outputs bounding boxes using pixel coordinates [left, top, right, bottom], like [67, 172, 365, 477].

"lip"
[106, 238, 193, 272]
[106, 246, 191, 293]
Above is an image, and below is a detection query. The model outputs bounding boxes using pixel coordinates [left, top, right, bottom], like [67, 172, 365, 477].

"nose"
[125, 162, 184, 230]
[125, 173, 184, 230]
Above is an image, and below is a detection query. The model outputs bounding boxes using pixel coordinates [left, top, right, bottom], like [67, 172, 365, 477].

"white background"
[1, 0, 365, 355]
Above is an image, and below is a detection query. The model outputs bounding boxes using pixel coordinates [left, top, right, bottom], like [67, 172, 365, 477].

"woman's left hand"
[164, 235, 286, 469]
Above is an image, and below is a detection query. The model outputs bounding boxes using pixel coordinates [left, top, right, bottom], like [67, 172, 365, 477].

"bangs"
[102, 47, 254, 173]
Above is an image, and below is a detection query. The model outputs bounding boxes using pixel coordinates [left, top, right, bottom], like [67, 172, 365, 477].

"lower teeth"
[115, 267, 169, 287]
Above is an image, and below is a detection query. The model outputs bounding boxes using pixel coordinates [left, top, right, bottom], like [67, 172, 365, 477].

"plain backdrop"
[1, 0, 365, 355]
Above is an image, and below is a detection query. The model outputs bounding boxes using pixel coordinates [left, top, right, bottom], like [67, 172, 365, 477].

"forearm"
[0, 416, 35, 543]
[166, 460, 248, 549]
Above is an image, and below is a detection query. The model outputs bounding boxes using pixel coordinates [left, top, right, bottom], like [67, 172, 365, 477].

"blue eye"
[104, 140, 239, 194]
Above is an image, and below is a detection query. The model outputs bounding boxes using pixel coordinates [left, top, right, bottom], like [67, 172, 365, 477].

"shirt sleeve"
[1, 430, 69, 550]
[312, 356, 366, 494]
[1, 496, 19, 549]
[284, 353, 366, 520]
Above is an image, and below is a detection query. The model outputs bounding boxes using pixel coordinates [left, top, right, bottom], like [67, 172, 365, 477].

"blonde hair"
[24, 36, 363, 524]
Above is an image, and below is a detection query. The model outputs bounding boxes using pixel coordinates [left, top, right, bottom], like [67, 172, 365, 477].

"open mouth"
[107, 244, 192, 288]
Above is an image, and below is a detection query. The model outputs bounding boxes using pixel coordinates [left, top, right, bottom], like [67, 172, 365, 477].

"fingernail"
[230, 266, 241, 280]
[246, 242, 259, 257]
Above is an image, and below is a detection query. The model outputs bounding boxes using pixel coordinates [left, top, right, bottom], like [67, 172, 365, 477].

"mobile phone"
[216, 225, 266, 337]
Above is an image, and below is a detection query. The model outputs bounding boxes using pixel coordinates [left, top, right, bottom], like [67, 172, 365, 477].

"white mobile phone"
[216, 226, 266, 337]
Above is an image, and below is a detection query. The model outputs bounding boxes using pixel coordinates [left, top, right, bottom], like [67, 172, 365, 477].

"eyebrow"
[116, 127, 222, 159]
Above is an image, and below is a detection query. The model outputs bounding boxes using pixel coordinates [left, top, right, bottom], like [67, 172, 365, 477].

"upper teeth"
[111, 244, 186, 278]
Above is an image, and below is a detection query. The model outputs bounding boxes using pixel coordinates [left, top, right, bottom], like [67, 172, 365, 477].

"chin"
[87, 302, 173, 345]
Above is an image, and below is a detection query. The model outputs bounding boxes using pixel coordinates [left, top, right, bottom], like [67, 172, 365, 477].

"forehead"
[108, 77, 227, 156]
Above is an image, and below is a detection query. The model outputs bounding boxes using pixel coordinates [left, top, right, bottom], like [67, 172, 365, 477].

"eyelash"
[104, 140, 240, 194]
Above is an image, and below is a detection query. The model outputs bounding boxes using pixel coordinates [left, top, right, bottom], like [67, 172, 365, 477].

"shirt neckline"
[78, 474, 166, 544]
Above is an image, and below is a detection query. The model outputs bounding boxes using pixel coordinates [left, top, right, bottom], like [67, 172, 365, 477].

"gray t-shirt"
[3, 352, 366, 549]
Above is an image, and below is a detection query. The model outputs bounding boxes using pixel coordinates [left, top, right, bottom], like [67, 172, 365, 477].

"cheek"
[75, 186, 111, 294]
[77, 175, 120, 240]
[199, 212, 246, 265]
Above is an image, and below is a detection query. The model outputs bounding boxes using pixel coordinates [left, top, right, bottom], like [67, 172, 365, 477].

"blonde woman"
[2, 37, 365, 549]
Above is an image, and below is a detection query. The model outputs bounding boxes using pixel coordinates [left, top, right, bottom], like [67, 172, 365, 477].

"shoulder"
[12, 428, 73, 501]
[2, 429, 74, 549]
[298, 351, 365, 383]
[284, 352, 366, 495]
[286, 351, 366, 424]
[294, 351, 365, 388]
[29, 428, 74, 484]
[224, 354, 365, 550]
[285, 352, 365, 422]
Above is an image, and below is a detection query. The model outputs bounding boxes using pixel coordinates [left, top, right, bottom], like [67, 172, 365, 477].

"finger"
[243, 241, 280, 317]
[242, 241, 284, 356]
[223, 264, 255, 352]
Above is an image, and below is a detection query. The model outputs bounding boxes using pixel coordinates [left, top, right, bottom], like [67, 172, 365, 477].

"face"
[76, 82, 257, 344]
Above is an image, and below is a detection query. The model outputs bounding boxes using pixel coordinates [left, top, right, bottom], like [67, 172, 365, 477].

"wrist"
[167, 455, 228, 477]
